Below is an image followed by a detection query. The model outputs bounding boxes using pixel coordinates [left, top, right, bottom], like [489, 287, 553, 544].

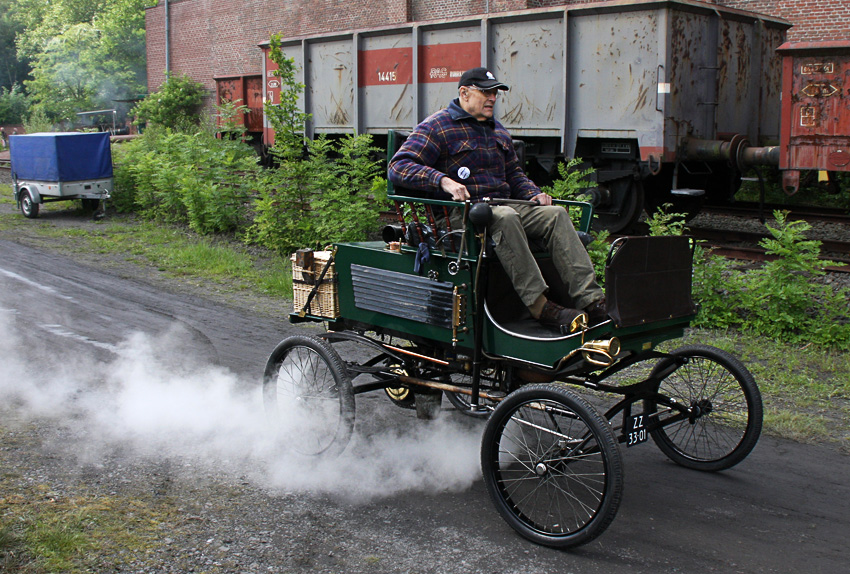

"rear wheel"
[263, 335, 355, 457]
[19, 190, 39, 218]
[481, 384, 623, 548]
[647, 344, 762, 471]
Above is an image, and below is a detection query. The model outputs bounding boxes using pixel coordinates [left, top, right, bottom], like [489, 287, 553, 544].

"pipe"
[165, 0, 170, 75]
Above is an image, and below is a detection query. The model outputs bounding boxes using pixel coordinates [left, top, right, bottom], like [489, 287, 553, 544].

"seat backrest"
[387, 129, 411, 197]
[604, 235, 697, 328]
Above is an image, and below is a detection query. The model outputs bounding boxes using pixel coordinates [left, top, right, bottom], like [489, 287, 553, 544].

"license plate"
[626, 414, 648, 447]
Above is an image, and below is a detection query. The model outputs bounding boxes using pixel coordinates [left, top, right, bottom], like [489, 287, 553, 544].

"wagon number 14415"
[626, 414, 648, 447]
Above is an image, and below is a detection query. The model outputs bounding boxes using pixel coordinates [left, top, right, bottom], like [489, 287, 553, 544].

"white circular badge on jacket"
[458, 166, 470, 180]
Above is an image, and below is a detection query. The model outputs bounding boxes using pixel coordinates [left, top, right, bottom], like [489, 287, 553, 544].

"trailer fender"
[15, 185, 41, 205]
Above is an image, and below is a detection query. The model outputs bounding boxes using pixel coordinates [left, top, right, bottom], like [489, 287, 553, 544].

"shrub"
[247, 34, 387, 254]
[132, 73, 206, 130]
[738, 211, 849, 345]
[112, 126, 261, 233]
[0, 84, 29, 124]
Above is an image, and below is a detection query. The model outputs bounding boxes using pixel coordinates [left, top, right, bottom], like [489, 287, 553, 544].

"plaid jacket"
[388, 99, 540, 202]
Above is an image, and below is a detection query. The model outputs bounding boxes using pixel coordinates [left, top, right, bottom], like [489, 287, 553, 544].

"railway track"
[686, 224, 850, 273]
[702, 202, 850, 225]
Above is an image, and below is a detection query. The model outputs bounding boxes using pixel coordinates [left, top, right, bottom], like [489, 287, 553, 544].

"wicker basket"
[291, 250, 339, 317]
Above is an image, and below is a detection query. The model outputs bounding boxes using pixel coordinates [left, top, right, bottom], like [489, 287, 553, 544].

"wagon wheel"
[592, 177, 644, 234]
[646, 344, 762, 471]
[481, 383, 624, 548]
[263, 334, 355, 457]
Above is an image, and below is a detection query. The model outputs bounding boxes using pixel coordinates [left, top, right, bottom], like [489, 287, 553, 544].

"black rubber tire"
[20, 190, 39, 218]
[481, 383, 624, 548]
[647, 344, 762, 471]
[262, 334, 355, 457]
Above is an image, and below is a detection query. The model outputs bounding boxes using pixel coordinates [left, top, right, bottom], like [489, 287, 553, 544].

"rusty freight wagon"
[258, 0, 790, 232]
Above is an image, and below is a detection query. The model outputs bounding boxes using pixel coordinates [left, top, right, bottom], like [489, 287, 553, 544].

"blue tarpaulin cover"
[9, 132, 113, 182]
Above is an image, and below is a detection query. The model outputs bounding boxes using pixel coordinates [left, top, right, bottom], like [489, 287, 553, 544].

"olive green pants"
[486, 203, 603, 310]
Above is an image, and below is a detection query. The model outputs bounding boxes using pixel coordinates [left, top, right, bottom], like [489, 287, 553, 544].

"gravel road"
[1, 202, 849, 574]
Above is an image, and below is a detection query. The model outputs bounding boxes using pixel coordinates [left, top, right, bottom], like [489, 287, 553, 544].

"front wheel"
[19, 190, 39, 218]
[481, 384, 623, 548]
[263, 335, 355, 457]
[647, 344, 762, 471]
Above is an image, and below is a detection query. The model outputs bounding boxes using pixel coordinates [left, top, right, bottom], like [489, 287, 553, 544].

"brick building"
[145, 0, 849, 96]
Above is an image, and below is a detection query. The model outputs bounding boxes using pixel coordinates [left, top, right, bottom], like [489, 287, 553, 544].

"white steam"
[0, 307, 482, 500]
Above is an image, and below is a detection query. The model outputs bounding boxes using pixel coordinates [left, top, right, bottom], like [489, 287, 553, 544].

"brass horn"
[580, 338, 621, 366]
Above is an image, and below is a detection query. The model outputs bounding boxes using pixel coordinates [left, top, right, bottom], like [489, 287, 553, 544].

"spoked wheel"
[481, 384, 623, 548]
[647, 344, 762, 471]
[263, 334, 355, 457]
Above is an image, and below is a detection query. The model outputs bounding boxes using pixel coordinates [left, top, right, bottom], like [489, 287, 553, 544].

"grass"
[0, 184, 292, 299]
[0, 476, 182, 573]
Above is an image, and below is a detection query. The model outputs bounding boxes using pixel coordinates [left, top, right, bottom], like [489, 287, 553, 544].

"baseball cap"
[458, 67, 509, 91]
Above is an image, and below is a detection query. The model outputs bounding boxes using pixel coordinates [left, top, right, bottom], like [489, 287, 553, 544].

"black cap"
[458, 67, 509, 91]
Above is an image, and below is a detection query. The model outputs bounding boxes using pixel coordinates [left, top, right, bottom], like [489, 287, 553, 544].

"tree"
[0, 0, 30, 90]
[11, 0, 148, 123]
[132, 73, 207, 130]
[0, 83, 28, 124]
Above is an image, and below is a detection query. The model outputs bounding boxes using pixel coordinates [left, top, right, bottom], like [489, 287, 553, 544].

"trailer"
[258, 0, 791, 232]
[9, 132, 113, 219]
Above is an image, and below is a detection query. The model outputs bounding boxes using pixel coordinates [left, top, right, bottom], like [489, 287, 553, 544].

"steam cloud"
[0, 306, 482, 501]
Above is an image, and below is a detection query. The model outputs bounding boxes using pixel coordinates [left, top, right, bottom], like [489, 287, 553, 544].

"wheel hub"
[535, 462, 548, 476]
[689, 399, 713, 423]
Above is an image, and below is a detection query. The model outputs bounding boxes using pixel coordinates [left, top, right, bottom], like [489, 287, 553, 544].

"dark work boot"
[584, 298, 608, 326]
[538, 300, 588, 334]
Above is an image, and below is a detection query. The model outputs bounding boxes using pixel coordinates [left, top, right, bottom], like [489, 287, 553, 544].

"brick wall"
[146, 0, 848, 94]
[146, 0, 411, 92]
[722, 0, 849, 42]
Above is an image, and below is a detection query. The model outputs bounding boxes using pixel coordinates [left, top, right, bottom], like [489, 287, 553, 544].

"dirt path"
[1, 205, 849, 573]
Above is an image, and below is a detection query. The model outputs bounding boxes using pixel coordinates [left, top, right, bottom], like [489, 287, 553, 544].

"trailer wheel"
[263, 334, 355, 457]
[481, 383, 623, 548]
[19, 190, 39, 218]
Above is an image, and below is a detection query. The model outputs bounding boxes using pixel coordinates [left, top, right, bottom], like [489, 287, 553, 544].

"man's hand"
[533, 192, 553, 206]
[440, 176, 470, 201]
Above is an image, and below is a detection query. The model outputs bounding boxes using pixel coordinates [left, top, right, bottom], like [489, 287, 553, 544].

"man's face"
[459, 85, 500, 121]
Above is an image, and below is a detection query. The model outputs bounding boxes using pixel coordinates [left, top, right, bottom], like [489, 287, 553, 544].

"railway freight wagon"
[259, 0, 790, 232]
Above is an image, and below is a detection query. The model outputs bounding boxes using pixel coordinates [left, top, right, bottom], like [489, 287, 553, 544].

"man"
[388, 67, 606, 333]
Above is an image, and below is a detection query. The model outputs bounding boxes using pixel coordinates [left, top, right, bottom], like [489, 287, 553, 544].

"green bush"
[246, 34, 387, 254]
[739, 211, 849, 345]
[132, 73, 206, 130]
[112, 126, 261, 233]
[0, 84, 29, 124]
